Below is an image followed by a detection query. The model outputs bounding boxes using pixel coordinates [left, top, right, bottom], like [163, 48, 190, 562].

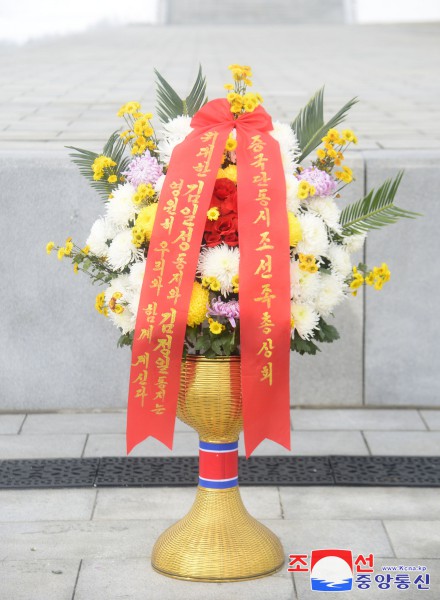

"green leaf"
[315, 318, 340, 344]
[291, 87, 358, 162]
[211, 338, 223, 355]
[340, 172, 420, 235]
[290, 331, 320, 355]
[155, 65, 207, 123]
[117, 331, 134, 348]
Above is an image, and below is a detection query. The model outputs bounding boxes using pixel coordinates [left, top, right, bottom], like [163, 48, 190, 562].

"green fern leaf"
[340, 172, 420, 235]
[67, 132, 130, 200]
[155, 65, 207, 123]
[291, 87, 358, 162]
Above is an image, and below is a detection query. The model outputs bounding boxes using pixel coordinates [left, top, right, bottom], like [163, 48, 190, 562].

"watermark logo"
[288, 549, 430, 592]
[310, 549, 353, 591]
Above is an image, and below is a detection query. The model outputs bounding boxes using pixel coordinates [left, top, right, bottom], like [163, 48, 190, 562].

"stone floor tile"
[289, 431, 369, 455]
[0, 413, 26, 434]
[0, 559, 80, 600]
[384, 521, 440, 558]
[291, 409, 426, 431]
[420, 410, 440, 431]
[364, 431, 440, 455]
[0, 489, 97, 522]
[83, 432, 199, 457]
[0, 434, 86, 459]
[269, 519, 394, 558]
[280, 487, 440, 521]
[74, 558, 295, 600]
[93, 486, 282, 521]
[0, 519, 170, 560]
[21, 411, 126, 435]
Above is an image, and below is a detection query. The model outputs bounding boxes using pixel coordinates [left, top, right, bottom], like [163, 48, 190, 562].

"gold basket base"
[151, 486, 284, 582]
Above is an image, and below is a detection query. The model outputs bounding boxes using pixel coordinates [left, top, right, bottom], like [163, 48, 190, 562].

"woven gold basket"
[151, 355, 284, 582]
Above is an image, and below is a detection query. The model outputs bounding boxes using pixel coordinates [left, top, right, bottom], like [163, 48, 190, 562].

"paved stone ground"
[0, 409, 439, 597]
[1, 23, 440, 151]
[1, 408, 440, 459]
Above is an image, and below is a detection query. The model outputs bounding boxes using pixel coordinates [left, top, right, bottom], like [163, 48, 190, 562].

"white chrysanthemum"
[128, 259, 146, 293]
[270, 121, 300, 174]
[342, 232, 367, 254]
[291, 302, 320, 340]
[327, 244, 352, 278]
[197, 244, 239, 296]
[107, 229, 143, 271]
[154, 173, 166, 195]
[105, 182, 137, 229]
[158, 116, 193, 164]
[315, 273, 346, 317]
[296, 212, 329, 257]
[125, 259, 146, 317]
[104, 276, 136, 334]
[308, 196, 342, 232]
[286, 174, 300, 214]
[290, 260, 321, 303]
[86, 217, 117, 257]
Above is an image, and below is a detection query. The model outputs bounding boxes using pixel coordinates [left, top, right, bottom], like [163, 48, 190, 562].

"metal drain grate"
[0, 456, 439, 489]
[331, 456, 440, 486]
[0, 458, 99, 489]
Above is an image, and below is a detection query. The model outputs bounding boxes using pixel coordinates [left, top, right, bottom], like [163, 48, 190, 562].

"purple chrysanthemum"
[208, 298, 240, 328]
[298, 167, 337, 197]
[123, 151, 163, 187]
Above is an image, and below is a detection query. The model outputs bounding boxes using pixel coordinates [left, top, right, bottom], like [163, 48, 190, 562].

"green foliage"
[290, 331, 320, 355]
[340, 172, 420, 235]
[117, 331, 134, 348]
[314, 318, 340, 343]
[291, 87, 358, 162]
[185, 323, 239, 357]
[155, 65, 208, 123]
[67, 132, 131, 200]
[72, 251, 118, 284]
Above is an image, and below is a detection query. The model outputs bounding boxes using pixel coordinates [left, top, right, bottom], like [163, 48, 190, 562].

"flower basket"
[49, 64, 418, 582]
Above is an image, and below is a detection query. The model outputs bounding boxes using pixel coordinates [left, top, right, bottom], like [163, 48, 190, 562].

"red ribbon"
[126, 98, 291, 457]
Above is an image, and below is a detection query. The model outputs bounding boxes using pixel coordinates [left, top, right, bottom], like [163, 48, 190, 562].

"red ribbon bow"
[127, 98, 291, 457]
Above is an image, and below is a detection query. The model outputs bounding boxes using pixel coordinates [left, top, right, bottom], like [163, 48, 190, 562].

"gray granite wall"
[0, 150, 437, 411]
[163, 0, 346, 25]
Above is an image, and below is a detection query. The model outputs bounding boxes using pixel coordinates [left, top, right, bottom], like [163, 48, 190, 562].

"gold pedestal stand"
[151, 356, 284, 582]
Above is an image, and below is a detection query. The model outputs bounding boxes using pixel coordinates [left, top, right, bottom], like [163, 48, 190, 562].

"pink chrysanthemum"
[123, 151, 163, 187]
[298, 167, 337, 197]
[208, 298, 240, 327]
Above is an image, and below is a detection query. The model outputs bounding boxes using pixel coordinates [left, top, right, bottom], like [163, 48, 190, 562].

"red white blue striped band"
[198, 440, 238, 489]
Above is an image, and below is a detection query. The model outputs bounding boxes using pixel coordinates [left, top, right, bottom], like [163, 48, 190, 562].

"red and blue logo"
[310, 549, 353, 591]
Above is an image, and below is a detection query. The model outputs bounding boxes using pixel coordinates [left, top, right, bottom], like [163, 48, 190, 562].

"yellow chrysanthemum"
[342, 129, 356, 143]
[132, 203, 158, 246]
[225, 136, 237, 152]
[187, 282, 209, 327]
[288, 213, 302, 247]
[209, 320, 224, 335]
[46, 241, 55, 255]
[217, 165, 237, 184]
[92, 155, 116, 181]
[207, 207, 220, 221]
[117, 101, 141, 117]
[108, 175, 117, 184]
